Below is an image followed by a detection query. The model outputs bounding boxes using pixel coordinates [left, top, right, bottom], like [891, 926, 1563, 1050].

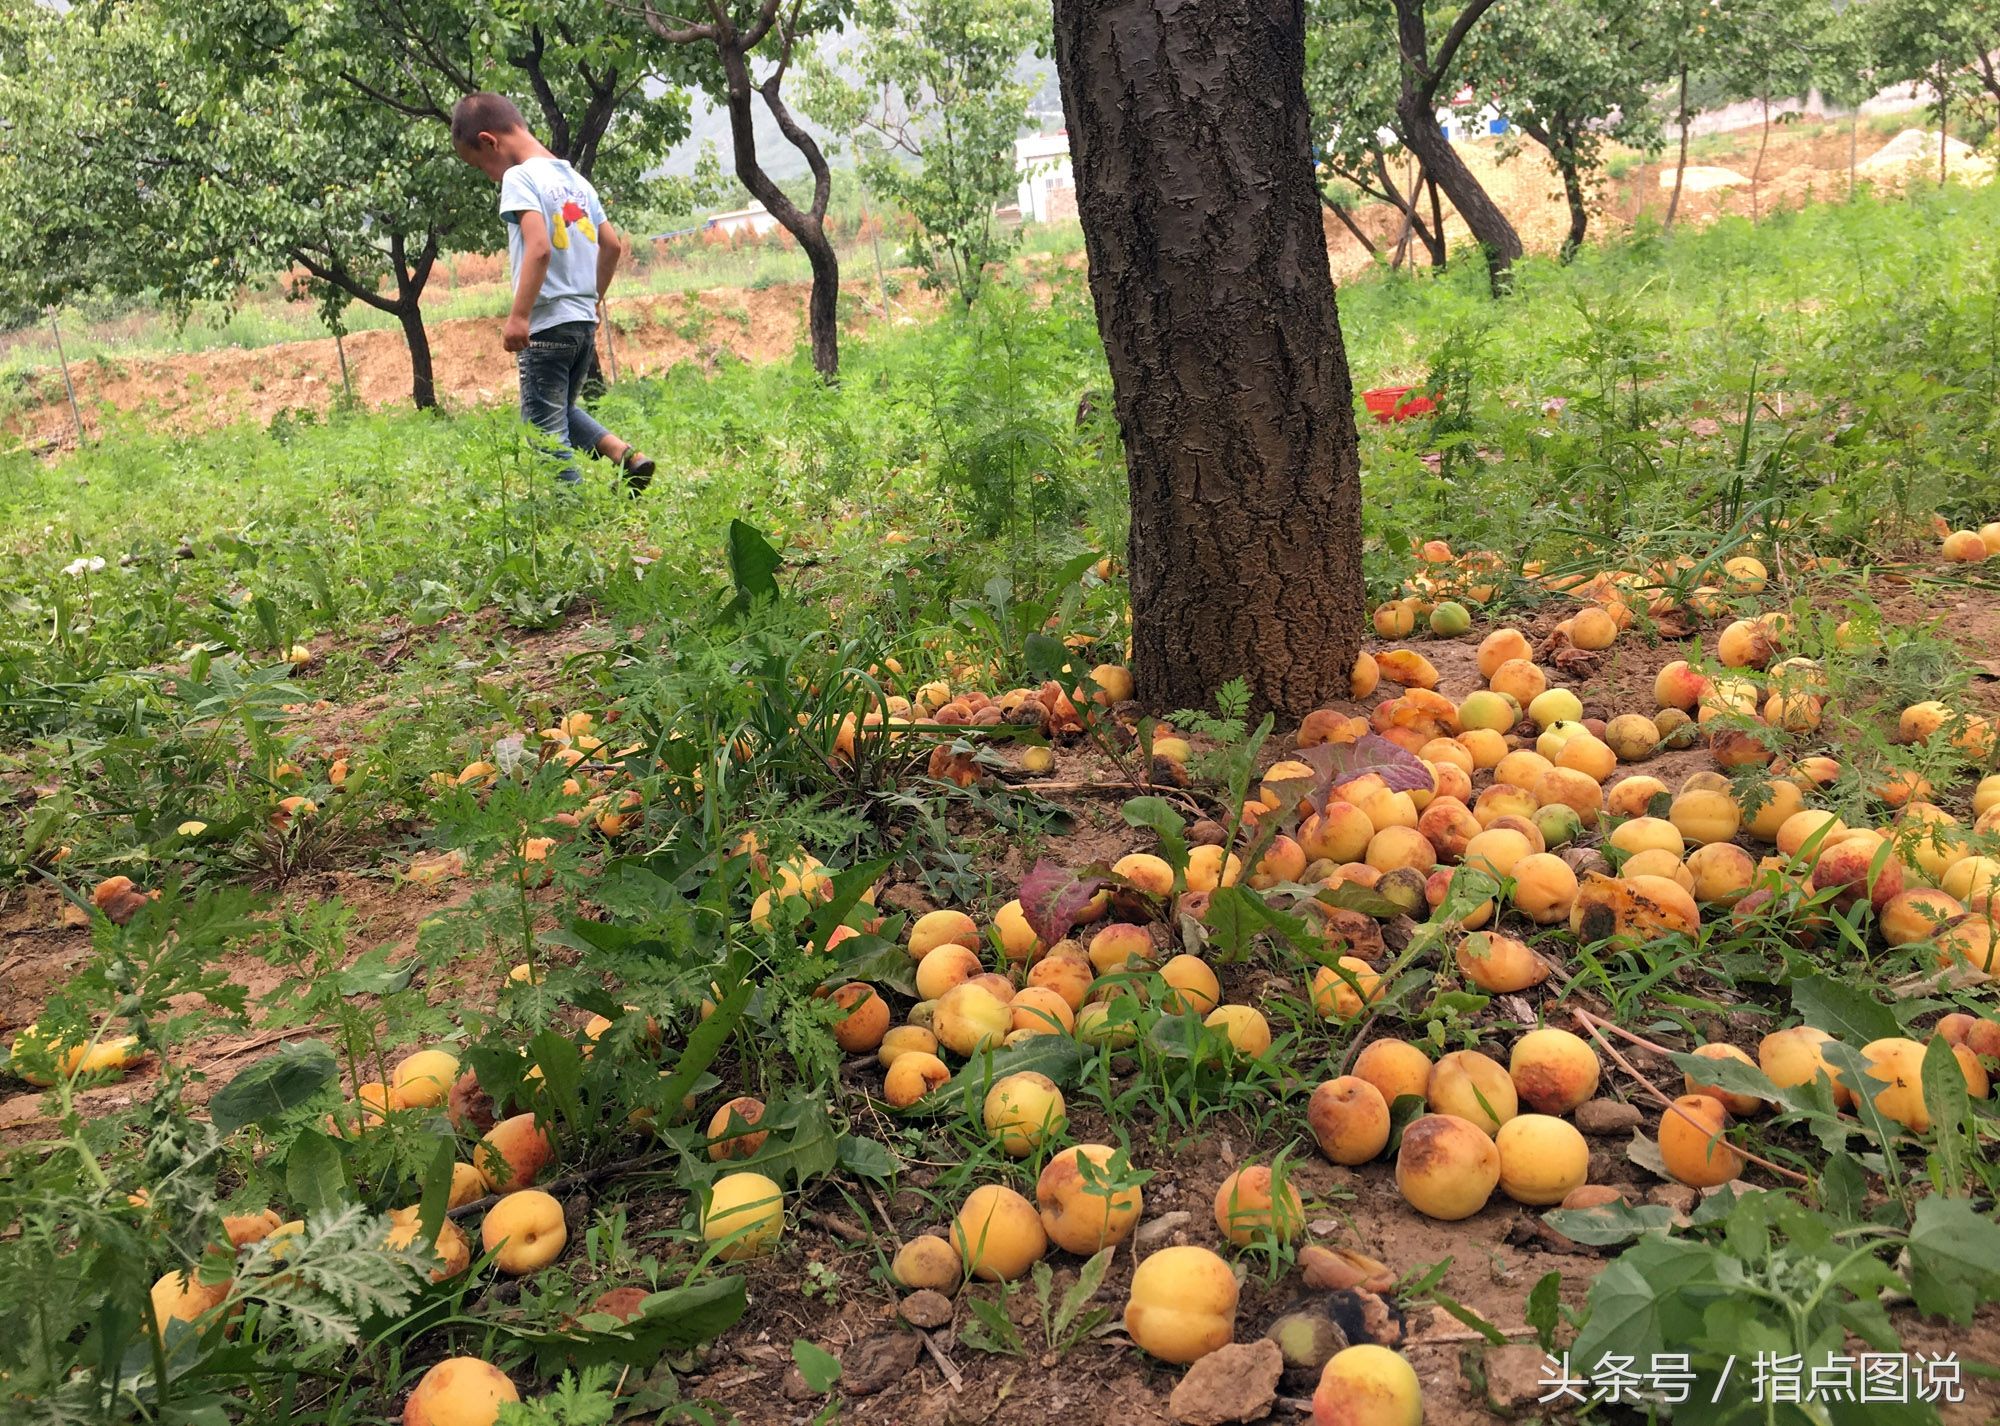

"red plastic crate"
[1362, 385, 1437, 423]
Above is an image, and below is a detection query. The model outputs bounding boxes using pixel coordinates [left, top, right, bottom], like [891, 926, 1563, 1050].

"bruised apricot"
[1508, 1027, 1601, 1115]
[1427, 1050, 1517, 1135]
[1308, 1076, 1392, 1165]
[1395, 1114, 1500, 1220]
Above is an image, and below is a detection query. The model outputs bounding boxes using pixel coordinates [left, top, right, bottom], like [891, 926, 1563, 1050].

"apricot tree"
[1052, 0, 1365, 718]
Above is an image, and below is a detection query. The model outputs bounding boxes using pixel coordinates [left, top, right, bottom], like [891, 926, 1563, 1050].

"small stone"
[842, 1331, 922, 1396]
[1574, 1098, 1643, 1136]
[780, 1366, 813, 1401]
[1135, 1210, 1191, 1246]
[1478, 1342, 1557, 1412]
[1169, 1340, 1283, 1426]
[1645, 1183, 1698, 1214]
[898, 1289, 954, 1330]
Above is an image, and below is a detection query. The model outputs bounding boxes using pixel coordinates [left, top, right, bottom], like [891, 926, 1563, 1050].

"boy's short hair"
[450, 92, 528, 148]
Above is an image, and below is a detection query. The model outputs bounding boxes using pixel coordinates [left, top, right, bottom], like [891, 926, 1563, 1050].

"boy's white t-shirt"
[499, 156, 608, 333]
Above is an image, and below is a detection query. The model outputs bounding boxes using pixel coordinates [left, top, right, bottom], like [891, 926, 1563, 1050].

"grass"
[6, 174, 2000, 1425]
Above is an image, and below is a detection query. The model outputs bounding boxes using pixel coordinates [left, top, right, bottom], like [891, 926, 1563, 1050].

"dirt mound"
[1659, 165, 1749, 191]
[1860, 128, 1995, 182]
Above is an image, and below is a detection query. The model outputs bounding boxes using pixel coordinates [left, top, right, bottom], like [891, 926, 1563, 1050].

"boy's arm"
[505, 209, 553, 353]
[595, 220, 625, 303]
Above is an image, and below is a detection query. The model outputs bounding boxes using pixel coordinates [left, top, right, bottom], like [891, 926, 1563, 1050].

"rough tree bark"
[1390, 0, 1519, 294]
[1665, 64, 1690, 231]
[1051, 0, 1364, 719]
[641, 0, 841, 379]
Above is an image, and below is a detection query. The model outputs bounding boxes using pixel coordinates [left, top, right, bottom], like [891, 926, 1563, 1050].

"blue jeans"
[516, 320, 609, 484]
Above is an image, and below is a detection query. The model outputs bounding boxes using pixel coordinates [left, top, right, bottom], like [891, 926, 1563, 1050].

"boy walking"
[450, 93, 655, 492]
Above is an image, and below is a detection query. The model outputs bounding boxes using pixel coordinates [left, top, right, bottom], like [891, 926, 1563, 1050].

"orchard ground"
[5, 156, 2000, 1424]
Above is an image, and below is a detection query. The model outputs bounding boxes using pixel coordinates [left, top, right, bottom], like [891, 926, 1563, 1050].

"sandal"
[621, 449, 656, 495]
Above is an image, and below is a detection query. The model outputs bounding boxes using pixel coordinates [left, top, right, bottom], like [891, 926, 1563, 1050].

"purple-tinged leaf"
[1019, 858, 1111, 947]
[1300, 734, 1434, 799]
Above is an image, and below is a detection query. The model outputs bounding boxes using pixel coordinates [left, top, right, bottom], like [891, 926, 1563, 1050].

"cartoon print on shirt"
[550, 198, 598, 251]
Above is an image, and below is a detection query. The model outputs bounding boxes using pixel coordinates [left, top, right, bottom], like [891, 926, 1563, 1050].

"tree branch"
[1428, 0, 1499, 97]
[334, 69, 446, 122]
[288, 246, 402, 315]
[736, 0, 786, 52]
[509, 27, 573, 159]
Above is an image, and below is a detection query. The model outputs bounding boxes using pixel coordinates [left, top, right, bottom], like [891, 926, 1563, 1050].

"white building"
[709, 200, 781, 238]
[1014, 132, 1076, 225]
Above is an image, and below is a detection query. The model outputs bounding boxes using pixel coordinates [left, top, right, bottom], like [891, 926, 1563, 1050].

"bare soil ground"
[9, 579, 2000, 1423]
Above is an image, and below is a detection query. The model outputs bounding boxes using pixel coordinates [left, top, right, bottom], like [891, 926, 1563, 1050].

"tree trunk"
[1557, 157, 1587, 261]
[712, 35, 841, 379]
[398, 304, 437, 410]
[1552, 161, 1584, 262]
[1752, 95, 1771, 222]
[1939, 86, 1949, 184]
[1391, 0, 1518, 294]
[1665, 63, 1690, 232]
[1519, 117, 1587, 261]
[1426, 173, 1446, 268]
[1395, 98, 1515, 293]
[1319, 192, 1379, 257]
[1849, 109, 1858, 200]
[1052, 0, 1364, 719]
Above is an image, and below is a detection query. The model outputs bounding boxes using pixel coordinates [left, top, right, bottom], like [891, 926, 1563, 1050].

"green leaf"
[1668, 1050, 1792, 1110]
[511, 1276, 749, 1376]
[734, 1101, 840, 1187]
[910, 1035, 1083, 1116]
[209, 1039, 337, 1134]
[1542, 1201, 1678, 1247]
[658, 950, 753, 1120]
[1920, 1034, 1972, 1195]
[1790, 974, 1900, 1047]
[1022, 632, 1072, 685]
[1568, 1235, 1721, 1368]
[1315, 880, 1404, 918]
[1429, 1291, 1508, 1345]
[723, 519, 782, 618]
[1383, 1093, 1428, 1155]
[1525, 1271, 1562, 1351]
[829, 937, 917, 999]
[415, 1137, 455, 1241]
[835, 1134, 900, 1180]
[1121, 795, 1189, 875]
[1054, 1247, 1115, 1341]
[791, 1339, 842, 1393]
[806, 853, 901, 952]
[525, 1028, 586, 1129]
[330, 944, 415, 997]
[1907, 1196, 2000, 1323]
[283, 1129, 347, 1218]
